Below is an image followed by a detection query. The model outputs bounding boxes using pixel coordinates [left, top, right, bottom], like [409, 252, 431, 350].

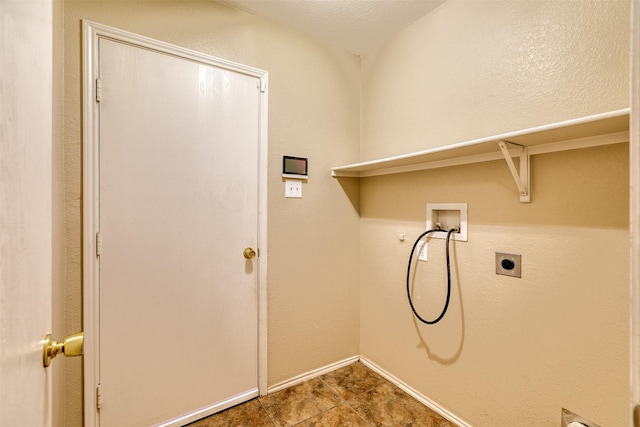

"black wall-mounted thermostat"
[283, 156, 308, 179]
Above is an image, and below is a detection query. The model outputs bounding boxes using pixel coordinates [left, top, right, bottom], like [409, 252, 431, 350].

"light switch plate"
[418, 241, 428, 261]
[285, 180, 302, 198]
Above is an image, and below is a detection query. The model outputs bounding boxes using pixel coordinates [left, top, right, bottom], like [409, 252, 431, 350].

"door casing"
[81, 21, 268, 426]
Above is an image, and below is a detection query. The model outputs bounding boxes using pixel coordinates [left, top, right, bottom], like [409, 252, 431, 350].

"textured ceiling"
[217, 0, 446, 55]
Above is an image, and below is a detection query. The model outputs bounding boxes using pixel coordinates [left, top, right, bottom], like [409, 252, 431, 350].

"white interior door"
[0, 0, 53, 425]
[90, 31, 264, 427]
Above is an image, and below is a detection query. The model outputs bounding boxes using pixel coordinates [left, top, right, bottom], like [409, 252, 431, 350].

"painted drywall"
[359, 1, 631, 426]
[58, 0, 632, 425]
[60, 1, 360, 423]
[362, 0, 630, 161]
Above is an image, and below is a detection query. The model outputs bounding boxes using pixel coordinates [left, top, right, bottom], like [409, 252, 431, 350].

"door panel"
[0, 0, 52, 425]
[98, 38, 260, 426]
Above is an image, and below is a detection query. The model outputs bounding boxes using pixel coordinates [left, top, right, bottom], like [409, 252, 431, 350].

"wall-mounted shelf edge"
[332, 109, 630, 180]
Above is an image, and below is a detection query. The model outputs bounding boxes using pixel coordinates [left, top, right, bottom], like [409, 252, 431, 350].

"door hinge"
[96, 78, 102, 103]
[96, 384, 102, 410]
[96, 232, 102, 257]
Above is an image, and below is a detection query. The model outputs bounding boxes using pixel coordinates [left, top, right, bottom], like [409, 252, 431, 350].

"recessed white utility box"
[426, 203, 468, 241]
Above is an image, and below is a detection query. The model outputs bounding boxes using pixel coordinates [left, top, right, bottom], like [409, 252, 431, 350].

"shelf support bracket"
[498, 140, 530, 203]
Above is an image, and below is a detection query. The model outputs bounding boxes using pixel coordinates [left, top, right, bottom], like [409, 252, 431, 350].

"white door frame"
[82, 21, 268, 426]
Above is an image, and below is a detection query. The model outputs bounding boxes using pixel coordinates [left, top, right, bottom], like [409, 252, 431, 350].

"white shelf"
[332, 109, 630, 179]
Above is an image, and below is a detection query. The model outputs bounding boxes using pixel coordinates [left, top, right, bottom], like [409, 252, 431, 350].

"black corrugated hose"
[406, 227, 458, 325]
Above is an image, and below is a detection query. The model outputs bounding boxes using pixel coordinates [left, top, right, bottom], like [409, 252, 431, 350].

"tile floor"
[188, 362, 455, 427]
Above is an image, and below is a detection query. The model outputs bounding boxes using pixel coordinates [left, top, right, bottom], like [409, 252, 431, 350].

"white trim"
[267, 356, 360, 394]
[152, 389, 259, 427]
[258, 72, 269, 396]
[267, 356, 470, 427]
[83, 21, 266, 79]
[82, 21, 268, 426]
[630, 1, 639, 424]
[82, 21, 101, 427]
[359, 357, 472, 427]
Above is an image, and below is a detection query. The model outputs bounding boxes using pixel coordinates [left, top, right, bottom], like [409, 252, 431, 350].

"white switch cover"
[285, 180, 302, 198]
[418, 241, 428, 261]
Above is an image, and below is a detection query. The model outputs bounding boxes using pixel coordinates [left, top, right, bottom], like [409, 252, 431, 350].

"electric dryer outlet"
[495, 252, 521, 277]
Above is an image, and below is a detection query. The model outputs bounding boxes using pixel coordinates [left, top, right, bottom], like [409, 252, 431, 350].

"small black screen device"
[283, 156, 308, 179]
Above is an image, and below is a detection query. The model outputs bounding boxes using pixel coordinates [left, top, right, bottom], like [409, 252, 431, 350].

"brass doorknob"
[243, 247, 256, 259]
[43, 332, 83, 367]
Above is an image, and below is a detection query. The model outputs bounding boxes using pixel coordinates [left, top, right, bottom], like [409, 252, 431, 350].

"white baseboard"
[358, 357, 471, 427]
[153, 388, 259, 427]
[267, 355, 360, 394]
[156, 354, 470, 426]
[267, 355, 470, 427]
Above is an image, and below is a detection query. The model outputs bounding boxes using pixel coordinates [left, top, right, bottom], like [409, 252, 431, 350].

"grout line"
[257, 398, 277, 427]
[340, 380, 385, 427]
[192, 360, 451, 427]
[359, 357, 469, 427]
[278, 361, 377, 426]
[313, 361, 387, 426]
[317, 374, 345, 404]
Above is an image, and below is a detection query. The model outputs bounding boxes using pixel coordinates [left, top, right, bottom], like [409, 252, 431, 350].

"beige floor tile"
[185, 363, 457, 427]
[187, 399, 274, 427]
[320, 362, 387, 401]
[259, 377, 342, 427]
[348, 382, 454, 427]
[297, 404, 371, 427]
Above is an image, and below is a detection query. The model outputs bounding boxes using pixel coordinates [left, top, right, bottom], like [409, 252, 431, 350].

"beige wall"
[362, 0, 630, 161]
[359, 1, 631, 426]
[57, 0, 632, 426]
[60, 1, 360, 424]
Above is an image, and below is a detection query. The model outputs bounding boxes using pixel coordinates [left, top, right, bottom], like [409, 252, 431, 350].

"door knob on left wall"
[43, 332, 83, 367]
